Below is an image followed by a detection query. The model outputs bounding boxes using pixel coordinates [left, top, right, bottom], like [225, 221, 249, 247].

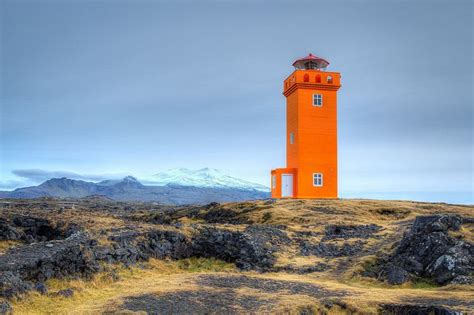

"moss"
[262, 212, 272, 222]
[175, 257, 235, 273]
[408, 277, 440, 290]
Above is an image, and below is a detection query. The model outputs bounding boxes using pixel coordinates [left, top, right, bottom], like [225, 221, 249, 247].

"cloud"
[0, 179, 29, 191]
[11, 169, 128, 184]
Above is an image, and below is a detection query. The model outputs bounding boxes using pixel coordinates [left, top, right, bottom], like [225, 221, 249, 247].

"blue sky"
[1, 0, 472, 204]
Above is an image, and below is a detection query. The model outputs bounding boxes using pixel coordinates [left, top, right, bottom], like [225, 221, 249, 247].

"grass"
[10, 258, 235, 314]
[175, 257, 236, 272]
[0, 240, 21, 254]
[5, 198, 474, 314]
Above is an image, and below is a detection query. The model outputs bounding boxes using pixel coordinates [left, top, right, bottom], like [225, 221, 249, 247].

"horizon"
[1, 0, 473, 204]
[1, 169, 472, 206]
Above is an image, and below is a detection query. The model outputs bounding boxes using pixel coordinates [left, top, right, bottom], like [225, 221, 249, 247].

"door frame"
[281, 173, 294, 198]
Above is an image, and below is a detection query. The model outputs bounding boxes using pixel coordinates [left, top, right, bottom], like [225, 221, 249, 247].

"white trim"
[312, 94, 323, 107]
[313, 173, 323, 187]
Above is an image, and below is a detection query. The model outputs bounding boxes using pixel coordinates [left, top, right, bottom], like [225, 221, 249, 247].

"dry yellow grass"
[10, 258, 235, 315]
[0, 240, 21, 254]
[253, 272, 474, 314]
[4, 198, 473, 314]
[274, 252, 328, 268]
[10, 262, 473, 314]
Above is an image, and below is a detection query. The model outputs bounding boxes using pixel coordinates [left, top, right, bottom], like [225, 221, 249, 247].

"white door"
[281, 174, 293, 197]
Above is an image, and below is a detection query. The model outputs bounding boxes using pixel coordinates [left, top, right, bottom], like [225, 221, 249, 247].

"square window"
[313, 94, 323, 107]
[313, 173, 323, 187]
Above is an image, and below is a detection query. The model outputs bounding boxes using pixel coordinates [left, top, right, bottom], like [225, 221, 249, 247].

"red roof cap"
[292, 53, 330, 69]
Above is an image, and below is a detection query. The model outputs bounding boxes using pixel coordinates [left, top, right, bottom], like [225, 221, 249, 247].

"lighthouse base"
[270, 168, 337, 199]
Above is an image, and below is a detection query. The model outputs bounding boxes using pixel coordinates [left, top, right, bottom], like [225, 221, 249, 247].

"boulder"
[0, 219, 23, 241]
[386, 264, 409, 285]
[56, 288, 74, 298]
[374, 215, 473, 285]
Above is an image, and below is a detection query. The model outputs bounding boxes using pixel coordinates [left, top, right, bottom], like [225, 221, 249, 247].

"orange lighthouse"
[271, 53, 341, 199]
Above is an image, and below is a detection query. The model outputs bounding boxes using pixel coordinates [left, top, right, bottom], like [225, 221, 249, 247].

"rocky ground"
[0, 197, 473, 314]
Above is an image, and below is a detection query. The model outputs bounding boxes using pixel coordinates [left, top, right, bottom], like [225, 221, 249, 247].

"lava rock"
[374, 215, 473, 285]
[323, 224, 381, 241]
[191, 226, 280, 271]
[0, 301, 13, 314]
[95, 229, 192, 266]
[300, 240, 364, 257]
[386, 264, 409, 285]
[0, 219, 23, 241]
[34, 282, 48, 295]
[12, 215, 65, 242]
[0, 232, 99, 297]
[56, 288, 74, 298]
[0, 271, 33, 298]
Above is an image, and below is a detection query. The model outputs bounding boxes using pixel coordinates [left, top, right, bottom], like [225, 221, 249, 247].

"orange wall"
[283, 70, 341, 198]
[270, 168, 296, 198]
[286, 91, 299, 169]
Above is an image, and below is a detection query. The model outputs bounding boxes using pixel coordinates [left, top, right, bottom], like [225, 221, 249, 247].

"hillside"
[0, 198, 472, 314]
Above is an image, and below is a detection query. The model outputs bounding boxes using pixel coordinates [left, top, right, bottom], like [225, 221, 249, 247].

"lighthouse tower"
[271, 53, 341, 199]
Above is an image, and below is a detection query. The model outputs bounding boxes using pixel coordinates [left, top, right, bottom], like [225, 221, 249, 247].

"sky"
[0, 0, 472, 204]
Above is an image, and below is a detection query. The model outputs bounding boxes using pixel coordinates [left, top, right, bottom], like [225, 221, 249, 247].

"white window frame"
[290, 132, 295, 144]
[313, 173, 323, 187]
[313, 94, 323, 107]
[271, 175, 276, 189]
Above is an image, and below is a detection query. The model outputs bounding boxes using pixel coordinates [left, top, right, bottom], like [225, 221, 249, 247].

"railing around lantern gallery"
[284, 71, 338, 91]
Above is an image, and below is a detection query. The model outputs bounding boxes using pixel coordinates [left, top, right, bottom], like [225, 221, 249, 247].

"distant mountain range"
[0, 169, 270, 204]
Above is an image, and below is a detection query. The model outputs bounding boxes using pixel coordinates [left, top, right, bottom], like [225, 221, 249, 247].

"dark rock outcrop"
[191, 226, 283, 271]
[300, 240, 365, 257]
[370, 215, 473, 285]
[0, 223, 294, 298]
[323, 224, 381, 241]
[11, 216, 71, 243]
[94, 230, 192, 265]
[34, 282, 48, 295]
[0, 219, 22, 241]
[386, 265, 410, 285]
[56, 288, 74, 298]
[0, 232, 98, 298]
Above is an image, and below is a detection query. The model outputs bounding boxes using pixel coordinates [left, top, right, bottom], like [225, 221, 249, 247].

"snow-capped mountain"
[145, 168, 269, 192]
[97, 176, 141, 187]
